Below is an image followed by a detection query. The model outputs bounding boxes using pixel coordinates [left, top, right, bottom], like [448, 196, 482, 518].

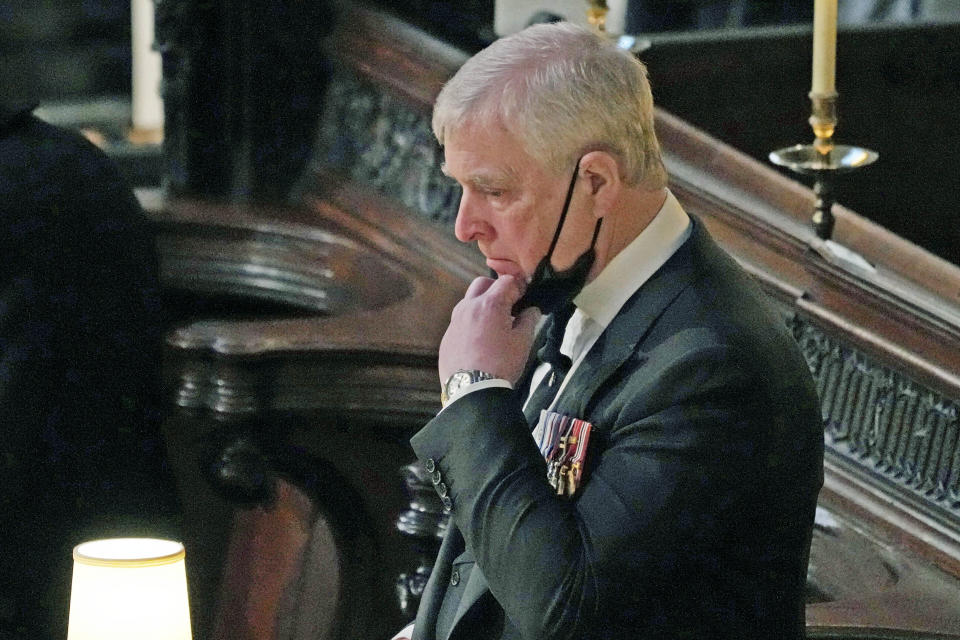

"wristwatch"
[441, 369, 496, 406]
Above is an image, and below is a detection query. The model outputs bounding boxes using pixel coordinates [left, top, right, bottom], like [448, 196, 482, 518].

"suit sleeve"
[410, 338, 817, 640]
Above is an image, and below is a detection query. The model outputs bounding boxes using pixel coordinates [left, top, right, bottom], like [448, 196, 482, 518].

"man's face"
[443, 121, 592, 281]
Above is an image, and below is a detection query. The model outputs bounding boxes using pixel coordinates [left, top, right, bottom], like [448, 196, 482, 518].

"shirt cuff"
[441, 378, 512, 413]
[390, 622, 415, 640]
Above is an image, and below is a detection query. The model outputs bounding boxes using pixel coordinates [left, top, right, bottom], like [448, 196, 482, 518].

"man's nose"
[454, 190, 487, 243]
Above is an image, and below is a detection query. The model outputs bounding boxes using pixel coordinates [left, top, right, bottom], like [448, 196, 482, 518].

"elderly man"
[400, 21, 823, 640]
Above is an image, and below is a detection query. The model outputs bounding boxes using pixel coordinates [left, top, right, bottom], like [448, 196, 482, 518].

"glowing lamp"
[67, 538, 192, 640]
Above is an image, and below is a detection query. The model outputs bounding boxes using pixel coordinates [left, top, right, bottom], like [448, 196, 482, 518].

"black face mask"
[511, 158, 603, 315]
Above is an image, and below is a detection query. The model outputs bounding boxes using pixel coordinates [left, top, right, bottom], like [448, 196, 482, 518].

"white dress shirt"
[525, 189, 691, 411]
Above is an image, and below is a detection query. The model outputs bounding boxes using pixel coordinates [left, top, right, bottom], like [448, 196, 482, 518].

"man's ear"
[579, 151, 620, 217]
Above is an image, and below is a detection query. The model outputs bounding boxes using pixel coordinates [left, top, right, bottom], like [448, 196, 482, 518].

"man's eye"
[485, 189, 504, 198]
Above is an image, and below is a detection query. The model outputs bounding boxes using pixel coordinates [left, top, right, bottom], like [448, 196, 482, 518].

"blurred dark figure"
[0, 101, 179, 640]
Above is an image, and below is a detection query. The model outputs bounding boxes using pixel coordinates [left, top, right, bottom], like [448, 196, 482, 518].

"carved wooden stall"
[152, 4, 960, 639]
[153, 192, 476, 640]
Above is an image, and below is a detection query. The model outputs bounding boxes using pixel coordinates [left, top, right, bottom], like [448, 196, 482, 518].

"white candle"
[811, 0, 838, 94]
[131, 0, 164, 133]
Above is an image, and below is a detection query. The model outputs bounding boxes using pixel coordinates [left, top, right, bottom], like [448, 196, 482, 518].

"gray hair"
[432, 21, 667, 189]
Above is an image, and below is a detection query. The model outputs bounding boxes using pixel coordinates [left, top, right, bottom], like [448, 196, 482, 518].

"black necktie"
[523, 303, 576, 425]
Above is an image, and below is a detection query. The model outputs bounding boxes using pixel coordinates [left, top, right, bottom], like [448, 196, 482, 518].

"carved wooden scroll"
[152, 191, 479, 639]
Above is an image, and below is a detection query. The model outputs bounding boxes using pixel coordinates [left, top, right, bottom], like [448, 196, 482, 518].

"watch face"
[448, 371, 473, 396]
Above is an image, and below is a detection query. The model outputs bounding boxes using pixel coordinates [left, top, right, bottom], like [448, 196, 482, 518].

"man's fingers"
[440, 274, 539, 385]
[513, 306, 541, 334]
[484, 273, 526, 306]
[464, 276, 496, 299]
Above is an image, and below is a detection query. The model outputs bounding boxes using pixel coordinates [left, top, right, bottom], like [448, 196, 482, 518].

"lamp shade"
[67, 538, 192, 640]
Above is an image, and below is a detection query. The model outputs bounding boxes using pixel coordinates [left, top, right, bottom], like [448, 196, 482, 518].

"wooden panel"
[151, 188, 479, 640]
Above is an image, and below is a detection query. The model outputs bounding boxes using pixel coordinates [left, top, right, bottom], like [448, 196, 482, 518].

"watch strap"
[441, 369, 496, 406]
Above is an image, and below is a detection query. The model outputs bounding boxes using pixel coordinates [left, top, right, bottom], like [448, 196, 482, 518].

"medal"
[533, 410, 593, 497]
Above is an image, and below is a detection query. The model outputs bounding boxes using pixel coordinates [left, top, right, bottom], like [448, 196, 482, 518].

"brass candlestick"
[770, 91, 878, 240]
[583, 0, 650, 53]
[586, 0, 609, 33]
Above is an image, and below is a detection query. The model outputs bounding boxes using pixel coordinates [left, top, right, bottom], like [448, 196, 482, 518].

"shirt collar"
[573, 189, 691, 329]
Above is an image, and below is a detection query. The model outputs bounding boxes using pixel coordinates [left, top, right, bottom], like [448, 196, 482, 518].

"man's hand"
[438, 275, 541, 385]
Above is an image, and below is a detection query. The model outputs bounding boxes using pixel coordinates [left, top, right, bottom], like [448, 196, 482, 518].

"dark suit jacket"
[410, 218, 824, 640]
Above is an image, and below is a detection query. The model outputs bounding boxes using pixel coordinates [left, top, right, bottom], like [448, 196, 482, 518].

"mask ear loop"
[588, 214, 603, 248]
[544, 156, 603, 263]
[544, 157, 584, 260]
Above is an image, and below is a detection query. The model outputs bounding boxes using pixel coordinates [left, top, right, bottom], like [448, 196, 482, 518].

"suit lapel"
[558, 220, 704, 418]
[516, 317, 549, 400]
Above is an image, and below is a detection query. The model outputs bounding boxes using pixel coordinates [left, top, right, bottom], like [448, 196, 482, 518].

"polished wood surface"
[151, 184, 480, 639]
